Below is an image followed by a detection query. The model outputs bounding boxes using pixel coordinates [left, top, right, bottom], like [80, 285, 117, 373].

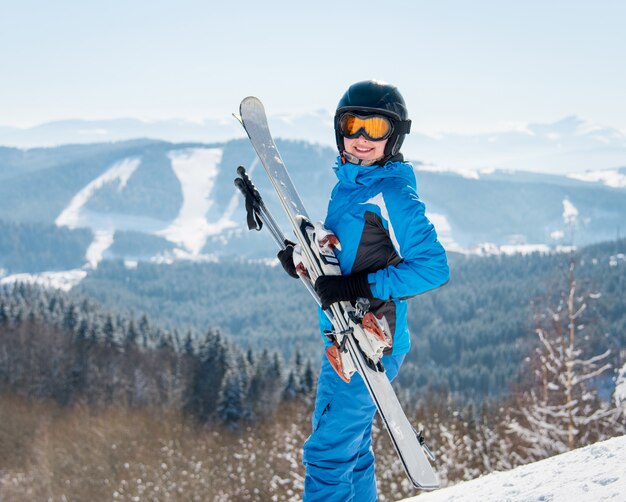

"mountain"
[401, 434, 626, 502]
[412, 116, 626, 175]
[1, 139, 625, 281]
[2, 114, 625, 175]
[0, 118, 245, 147]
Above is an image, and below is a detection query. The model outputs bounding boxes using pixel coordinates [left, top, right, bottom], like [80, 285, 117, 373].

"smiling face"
[343, 136, 388, 163]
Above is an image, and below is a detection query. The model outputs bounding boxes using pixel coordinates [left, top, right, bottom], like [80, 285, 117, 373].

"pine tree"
[138, 314, 150, 349]
[63, 304, 79, 333]
[185, 329, 229, 423]
[302, 359, 315, 395]
[126, 319, 139, 348]
[103, 314, 118, 351]
[218, 369, 246, 428]
[247, 349, 283, 419]
[0, 301, 8, 325]
[283, 371, 299, 400]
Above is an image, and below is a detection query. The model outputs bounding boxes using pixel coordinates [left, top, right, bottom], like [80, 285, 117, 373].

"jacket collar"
[333, 155, 413, 187]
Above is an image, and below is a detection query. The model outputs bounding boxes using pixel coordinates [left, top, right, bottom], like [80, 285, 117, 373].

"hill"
[402, 434, 626, 502]
[1, 139, 625, 281]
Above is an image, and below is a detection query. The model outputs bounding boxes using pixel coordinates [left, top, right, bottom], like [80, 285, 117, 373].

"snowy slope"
[2, 139, 626, 278]
[0, 146, 236, 290]
[54, 146, 232, 263]
[401, 435, 626, 502]
[155, 147, 238, 258]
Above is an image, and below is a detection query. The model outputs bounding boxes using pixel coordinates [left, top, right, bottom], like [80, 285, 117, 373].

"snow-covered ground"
[0, 270, 87, 292]
[401, 435, 626, 502]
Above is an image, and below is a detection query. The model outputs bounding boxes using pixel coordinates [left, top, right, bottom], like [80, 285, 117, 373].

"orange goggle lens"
[339, 113, 393, 141]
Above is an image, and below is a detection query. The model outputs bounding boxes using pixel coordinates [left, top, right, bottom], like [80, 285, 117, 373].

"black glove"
[277, 240, 299, 279]
[314, 272, 372, 310]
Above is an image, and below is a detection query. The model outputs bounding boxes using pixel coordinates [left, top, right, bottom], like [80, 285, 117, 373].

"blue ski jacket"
[318, 157, 449, 355]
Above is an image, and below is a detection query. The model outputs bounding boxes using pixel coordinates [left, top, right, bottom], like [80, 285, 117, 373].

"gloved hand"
[277, 240, 299, 278]
[314, 272, 373, 310]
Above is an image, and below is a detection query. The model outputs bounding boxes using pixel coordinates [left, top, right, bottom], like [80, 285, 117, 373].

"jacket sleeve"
[367, 179, 449, 300]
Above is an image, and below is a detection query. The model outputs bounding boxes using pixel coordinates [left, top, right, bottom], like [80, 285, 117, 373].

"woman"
[280, 80, 449, 501]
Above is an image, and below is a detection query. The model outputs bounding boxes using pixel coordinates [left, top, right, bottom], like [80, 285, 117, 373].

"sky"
[1, 0, 625, 136]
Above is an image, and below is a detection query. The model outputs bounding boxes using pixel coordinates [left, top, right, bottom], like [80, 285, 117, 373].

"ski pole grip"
[236, 166, 262, 201]
[234, 176, 263, 231]
[233, 177, 247, 196]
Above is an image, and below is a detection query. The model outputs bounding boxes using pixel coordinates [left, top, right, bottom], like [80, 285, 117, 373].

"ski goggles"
[338, 112, 394, 141]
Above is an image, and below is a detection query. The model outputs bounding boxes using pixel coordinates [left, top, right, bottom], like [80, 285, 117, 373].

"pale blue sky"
[1, 0, 625, 134]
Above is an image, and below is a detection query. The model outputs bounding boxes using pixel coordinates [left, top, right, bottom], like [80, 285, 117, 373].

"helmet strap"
[341, 150, 404, 166]
[341, 151, 380, 167]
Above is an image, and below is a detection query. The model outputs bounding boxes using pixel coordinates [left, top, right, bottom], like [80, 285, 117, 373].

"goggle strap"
[394, 120, 411, 134]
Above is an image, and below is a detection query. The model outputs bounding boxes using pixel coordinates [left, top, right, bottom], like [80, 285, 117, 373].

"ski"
[235, 96, 439, 490]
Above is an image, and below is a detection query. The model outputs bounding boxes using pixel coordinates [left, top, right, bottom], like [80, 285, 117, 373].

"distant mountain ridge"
[1, 139, 625, 278]
[1, 114, 625, 175]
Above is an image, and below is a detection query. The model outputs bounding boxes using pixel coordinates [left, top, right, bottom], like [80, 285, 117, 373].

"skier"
[279, 80, 449, 501]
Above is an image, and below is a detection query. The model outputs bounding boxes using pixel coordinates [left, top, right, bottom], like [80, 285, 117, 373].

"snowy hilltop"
[401, 434, 626, 502]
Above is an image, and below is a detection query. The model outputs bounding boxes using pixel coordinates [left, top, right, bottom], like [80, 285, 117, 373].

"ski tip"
[240, 96, 264, 113]
[241, 95, 260, 104]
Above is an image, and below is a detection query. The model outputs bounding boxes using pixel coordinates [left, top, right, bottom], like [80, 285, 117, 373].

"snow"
[54, 157, 142, 275]
[551, 230, 565, 240]
[461, 243, 577, 257]
[12, 147, 243, 293]
[400, 435, 626, 502]
[0, 269, 87, 292]
[156, 147, 237, 256]
[499, 244, 552, 256]
[424, 213, 566, 257]
[415, 164, 484, 180]
[562, 199, 579, 227]
[568, 169, 626, 189]
[85, 229, 115, 268]
[609, 254, 626, 267]
[55, 157, 141, 229]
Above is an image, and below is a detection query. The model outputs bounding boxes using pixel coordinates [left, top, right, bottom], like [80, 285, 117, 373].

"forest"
[0, 220, 92, 273]
[75, 238, 626, 401]
[1, 239, 625, 500]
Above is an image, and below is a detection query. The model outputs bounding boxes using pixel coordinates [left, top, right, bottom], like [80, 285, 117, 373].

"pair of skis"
[234, 96, 439, 490]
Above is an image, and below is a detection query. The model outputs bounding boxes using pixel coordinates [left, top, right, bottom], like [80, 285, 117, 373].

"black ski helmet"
[334, 80, 411, 161]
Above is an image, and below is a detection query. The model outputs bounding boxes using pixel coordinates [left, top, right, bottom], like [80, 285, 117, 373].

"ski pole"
[234, 166, 285, 249]
[233, 169, 365, 368]
[234, 167, 330, 315]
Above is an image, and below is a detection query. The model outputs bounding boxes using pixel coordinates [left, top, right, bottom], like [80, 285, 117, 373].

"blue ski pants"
[302, 352, 405, 502]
